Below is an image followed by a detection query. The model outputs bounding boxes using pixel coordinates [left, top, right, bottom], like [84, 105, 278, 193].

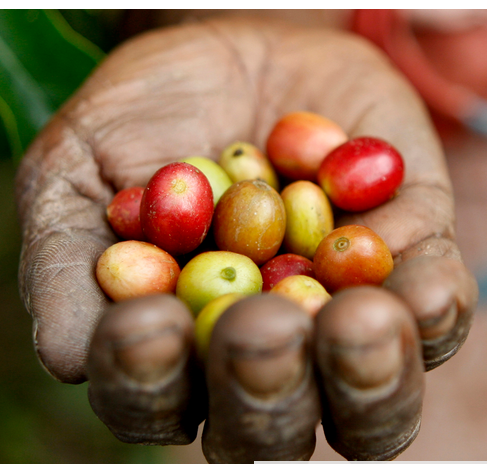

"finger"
[384, 255, 478, 370]
[315, 286, 424, 461]
[87, 293, 205, 445]
[20, 230, 111, 383]
[15, 119, 116, 383]
[202, 294, 320, 463]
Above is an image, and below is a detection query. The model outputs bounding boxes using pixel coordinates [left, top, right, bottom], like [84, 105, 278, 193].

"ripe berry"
[317, 136, 404, 212]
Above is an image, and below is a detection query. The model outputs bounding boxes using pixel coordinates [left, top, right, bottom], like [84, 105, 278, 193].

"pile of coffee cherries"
[96, 111, 404, 359]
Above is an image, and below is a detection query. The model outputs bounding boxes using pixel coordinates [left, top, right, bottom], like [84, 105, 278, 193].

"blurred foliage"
[0, 9, 113, 162]
[59, 9, 123, 53]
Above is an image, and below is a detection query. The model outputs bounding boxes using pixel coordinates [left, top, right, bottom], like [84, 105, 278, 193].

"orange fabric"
[350, 9, 487, 133]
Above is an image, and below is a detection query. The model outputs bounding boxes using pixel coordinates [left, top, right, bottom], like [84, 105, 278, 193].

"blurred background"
[1, 9, 487, 463]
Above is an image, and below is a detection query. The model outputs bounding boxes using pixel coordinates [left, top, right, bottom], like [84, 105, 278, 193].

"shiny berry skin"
[213, 180, 286, 266]
[96, 240, 180, 302]
[140, 162, 214, 256]
[106, 186, 145, 241]
[313, 224, 394, 293]
[260, 253, 315, 291]
[266, 111, 348, 181]
[317, 137, 405, 212]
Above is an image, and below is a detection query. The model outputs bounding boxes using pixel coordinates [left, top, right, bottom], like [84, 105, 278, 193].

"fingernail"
[418, 302, 457, 340]
[330, 328, 403, 389]
[113, 325, 185, 384]
[229, 333, 307, 399]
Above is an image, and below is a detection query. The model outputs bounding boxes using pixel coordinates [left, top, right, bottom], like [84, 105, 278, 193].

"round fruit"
[219, 141, 280, 191]
[269, 275, 331, 317]
[194, 293, 246, 361]
[281, 180, 334, 259]
[181, 156, 233, 206]
[106, 186, 145, 241]
[266, 111, 348, 181]
[314, 225, 394, 293]
[140, 162, 214, 256]
[260, 253, 315, 291]
[176, 250, 263, 316]
[317, 136, 405, 212]
[213, 180, 286, 265]
[96, 240, 180, 301]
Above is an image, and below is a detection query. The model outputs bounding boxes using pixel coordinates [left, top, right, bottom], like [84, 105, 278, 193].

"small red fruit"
[106, 186, 145, 240]
[317, 136, 405, 212]
[140, 162, 214, 256]
[260, 253, 315, 291]
[314, 225, 394, 293]
[266, 111, 348, 181]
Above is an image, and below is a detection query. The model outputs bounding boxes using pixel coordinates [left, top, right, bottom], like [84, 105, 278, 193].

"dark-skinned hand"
[15, 16, 478, 462]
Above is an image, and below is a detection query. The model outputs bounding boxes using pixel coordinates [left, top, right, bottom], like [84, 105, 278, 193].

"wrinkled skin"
[15, 16, 478, 462]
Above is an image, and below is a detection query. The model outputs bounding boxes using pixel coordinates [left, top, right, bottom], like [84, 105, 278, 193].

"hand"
[16, 16, 478, 462]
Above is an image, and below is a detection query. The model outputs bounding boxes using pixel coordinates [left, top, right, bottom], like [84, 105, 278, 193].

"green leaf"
[0, 95, 24, 159]
[0, 9, 105, 161]
[60, 9, 122, 53]
[0, 35, 54, 160]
